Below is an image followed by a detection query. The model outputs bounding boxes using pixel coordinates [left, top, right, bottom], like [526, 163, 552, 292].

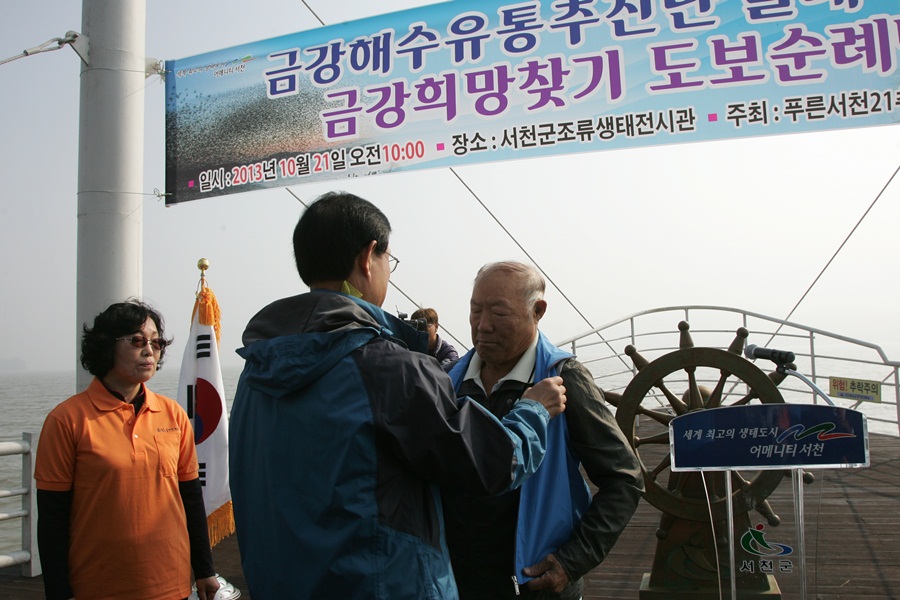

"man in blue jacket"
[228, 193, 567, 600]
[443, 261, 644, 599]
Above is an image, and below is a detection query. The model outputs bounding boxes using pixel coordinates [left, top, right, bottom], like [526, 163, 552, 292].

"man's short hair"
[411, 307, 438, 326]
[474, 261, 545, 310]
[293, 191, 392, 285]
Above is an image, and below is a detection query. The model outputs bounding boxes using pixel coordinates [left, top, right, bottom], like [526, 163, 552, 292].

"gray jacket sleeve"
[553, 360, 645, 581]
[363, 345, 550, 497]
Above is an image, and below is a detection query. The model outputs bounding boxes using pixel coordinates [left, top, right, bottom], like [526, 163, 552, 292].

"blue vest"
[448, 332, 592, 585]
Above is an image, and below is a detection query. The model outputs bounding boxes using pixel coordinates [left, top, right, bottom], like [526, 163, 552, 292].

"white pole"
[76, 0, 147, 391]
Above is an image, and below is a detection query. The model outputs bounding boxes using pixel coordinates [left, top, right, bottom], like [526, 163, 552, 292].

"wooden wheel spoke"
[607, 392, 674, 425]
[635, 431, 670, 446]
[650, 453, 671, 481]
[706, 371, 730, 409]
[728, 390, 756, 406]
[686, 367, 704, 410]
[754, 498, 781, 526]
[656, 381, 689, 415]
[640, 407, 674, 427]
[731, 470, 752, 491]
[768, 369, 789, 387]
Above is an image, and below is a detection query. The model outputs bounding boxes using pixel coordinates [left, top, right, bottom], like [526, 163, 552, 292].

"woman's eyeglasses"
[117, 335, 168, 351]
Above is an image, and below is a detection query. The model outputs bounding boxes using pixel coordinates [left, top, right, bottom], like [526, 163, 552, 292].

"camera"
[397, 312, 427, 331]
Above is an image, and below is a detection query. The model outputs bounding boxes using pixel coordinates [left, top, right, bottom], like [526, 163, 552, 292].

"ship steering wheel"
[607, 322, 796, 534]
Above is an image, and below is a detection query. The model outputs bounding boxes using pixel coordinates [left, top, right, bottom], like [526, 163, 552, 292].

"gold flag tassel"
[206, 501, 236, 548]
[194, 258, 222, 345]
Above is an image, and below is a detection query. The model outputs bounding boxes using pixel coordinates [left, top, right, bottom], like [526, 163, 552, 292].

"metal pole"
[21, 433, 40, 577]
[793, 468, 807, 600]
[725, 471, 736, 600]
[76, 0, 147, 392]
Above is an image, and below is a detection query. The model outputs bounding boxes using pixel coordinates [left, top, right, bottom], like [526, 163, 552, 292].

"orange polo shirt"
[35, 378, 199, 600]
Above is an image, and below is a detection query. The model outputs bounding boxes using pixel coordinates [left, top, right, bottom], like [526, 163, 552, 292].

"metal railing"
[556, 305, 900, 436]
[0, 432, 41, 577]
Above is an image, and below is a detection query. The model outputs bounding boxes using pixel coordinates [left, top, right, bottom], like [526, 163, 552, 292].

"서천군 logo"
[740, 524, 792, 556]
[739, 524, 794, 576]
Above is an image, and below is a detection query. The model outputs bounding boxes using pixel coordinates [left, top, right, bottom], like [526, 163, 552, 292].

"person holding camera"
[411, 307, 459, 366]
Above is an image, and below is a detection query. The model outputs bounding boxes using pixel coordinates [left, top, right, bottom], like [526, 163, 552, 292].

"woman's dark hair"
[293, 191, 391, 286]
[81, 300, 171, 379]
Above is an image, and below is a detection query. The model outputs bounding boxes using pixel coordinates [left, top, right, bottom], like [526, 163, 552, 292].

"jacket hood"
[236, 290, 426, 397]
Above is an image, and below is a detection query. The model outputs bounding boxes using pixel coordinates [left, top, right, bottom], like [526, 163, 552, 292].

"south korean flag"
[177, 283, 234, 545]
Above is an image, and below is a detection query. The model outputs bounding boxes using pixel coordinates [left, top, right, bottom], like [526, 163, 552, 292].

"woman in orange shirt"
[34, 301, 219, 600]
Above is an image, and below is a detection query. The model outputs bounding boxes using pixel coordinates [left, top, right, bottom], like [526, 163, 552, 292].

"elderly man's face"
[470, 270, 540, 371]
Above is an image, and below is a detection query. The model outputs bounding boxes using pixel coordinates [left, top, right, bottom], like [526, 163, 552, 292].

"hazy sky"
[2, 0, 899, 376]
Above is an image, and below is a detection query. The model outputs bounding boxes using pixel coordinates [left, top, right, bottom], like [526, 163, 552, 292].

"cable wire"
[449, 167, 597, 331]
[448, 167, 633, 369]
[0, 33, 77, 67]
[766, 162, 900, 345]
[301, 0, 327, 26]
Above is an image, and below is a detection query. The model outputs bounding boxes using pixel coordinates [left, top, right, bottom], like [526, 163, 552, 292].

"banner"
[165, 0, 900, 204]
[177, 277, 235, 546]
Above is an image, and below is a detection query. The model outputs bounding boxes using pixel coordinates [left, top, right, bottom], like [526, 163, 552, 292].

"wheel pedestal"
[638, 510, 781, 599]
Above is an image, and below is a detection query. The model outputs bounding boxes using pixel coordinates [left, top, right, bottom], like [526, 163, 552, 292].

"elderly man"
[229, 195, 567, 600]
[444, 261, 644, 599]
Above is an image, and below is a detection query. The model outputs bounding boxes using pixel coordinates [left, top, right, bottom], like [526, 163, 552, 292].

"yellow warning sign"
[829, 377, 881, 403]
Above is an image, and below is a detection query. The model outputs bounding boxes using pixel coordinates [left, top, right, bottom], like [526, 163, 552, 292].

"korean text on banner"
[165, 0, 900, 204]
[177, 282, 235, 546]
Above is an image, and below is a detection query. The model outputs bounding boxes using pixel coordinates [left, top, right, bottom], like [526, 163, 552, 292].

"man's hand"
[195, 575, 221, 600]
[522, 376, 566, 418]
[523, 553, 570, 593]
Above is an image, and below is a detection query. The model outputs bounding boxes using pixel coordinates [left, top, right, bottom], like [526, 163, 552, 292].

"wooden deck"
[2, 433, 898, 599]
[589, 431, 900, 600]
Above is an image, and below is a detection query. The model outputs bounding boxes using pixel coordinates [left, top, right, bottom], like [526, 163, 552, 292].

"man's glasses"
[387, 252, 400, 273]
[117, 335, 168, 351]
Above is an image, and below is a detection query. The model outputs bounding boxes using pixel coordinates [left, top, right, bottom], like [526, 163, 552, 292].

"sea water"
[0, 366, 243, 555]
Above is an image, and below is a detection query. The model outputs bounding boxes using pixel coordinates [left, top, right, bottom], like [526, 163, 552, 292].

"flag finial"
[198, 257, 210, 275]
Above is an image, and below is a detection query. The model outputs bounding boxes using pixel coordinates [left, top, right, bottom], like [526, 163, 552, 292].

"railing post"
[0, 434, 40, 575]
[895, 366, 900, 437]
[808, 332, 818, 404]
[21, 432, 41, 577]
[629, 317, 636, 368]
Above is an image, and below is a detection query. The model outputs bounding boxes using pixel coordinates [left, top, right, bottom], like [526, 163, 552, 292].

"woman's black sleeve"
[36, 489, 74, 600]
[179, 478, 216, 579]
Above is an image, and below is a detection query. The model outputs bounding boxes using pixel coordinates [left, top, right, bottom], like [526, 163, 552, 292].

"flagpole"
[198, 257, 210, 290]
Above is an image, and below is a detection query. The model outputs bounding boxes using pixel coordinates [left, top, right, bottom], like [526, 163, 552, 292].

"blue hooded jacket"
[229, 291, 553, 599]
[448, 331, 592, 588]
